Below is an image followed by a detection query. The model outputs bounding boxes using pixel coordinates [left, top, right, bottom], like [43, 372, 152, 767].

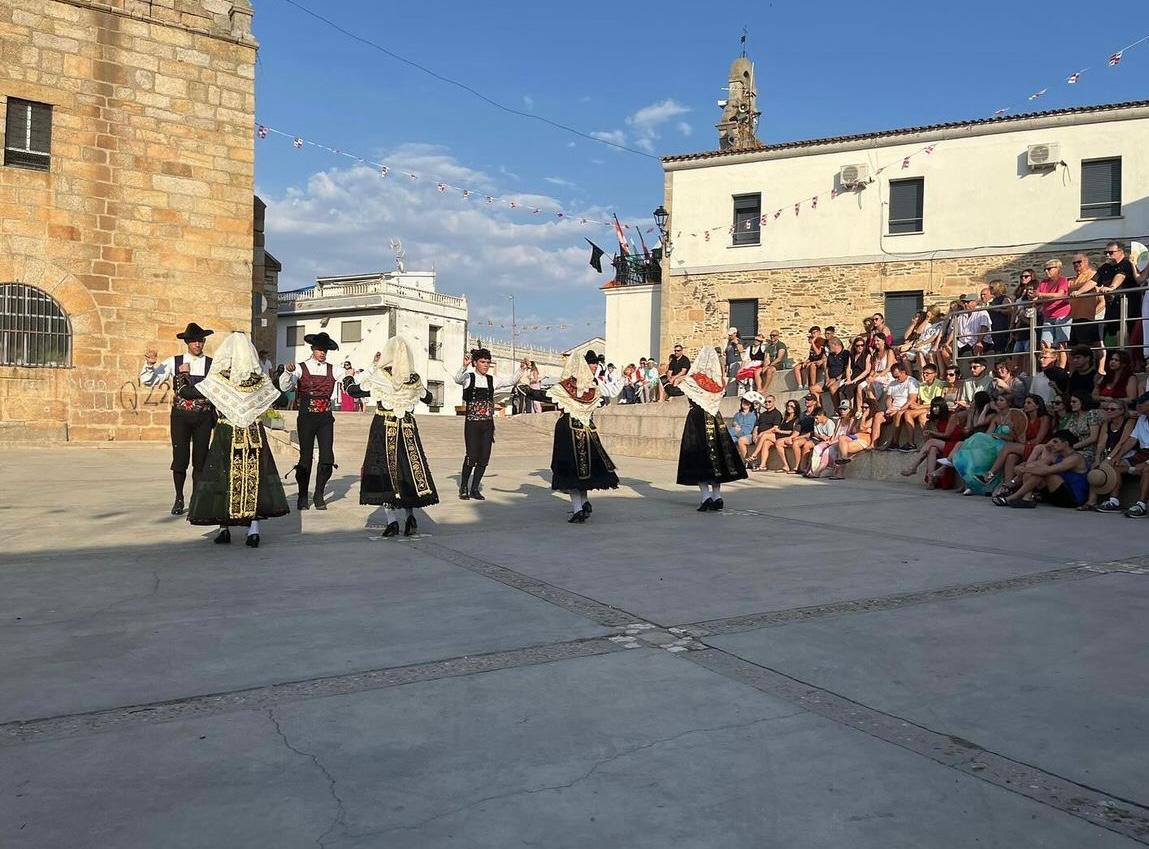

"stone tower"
[0, 0, 259, 442]
[716, 56, 762, 151]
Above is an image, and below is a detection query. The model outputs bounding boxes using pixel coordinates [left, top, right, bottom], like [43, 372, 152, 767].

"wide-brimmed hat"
[741, 390, 765, 406]
[303, 331, 339, 351]
[176, 322, 213, 341]
[1087, 461, 1118, 492]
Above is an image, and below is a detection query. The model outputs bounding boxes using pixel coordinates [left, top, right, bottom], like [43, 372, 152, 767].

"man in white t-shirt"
[883, 363, 920, 452]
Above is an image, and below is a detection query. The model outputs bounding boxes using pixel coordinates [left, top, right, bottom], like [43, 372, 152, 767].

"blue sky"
[252, 0, 1146, 349]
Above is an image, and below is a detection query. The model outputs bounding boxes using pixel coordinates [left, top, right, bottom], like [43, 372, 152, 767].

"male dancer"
[278, 331, 339, 510]
[453, 349, 527, 500]
[141, 322, 215, 515]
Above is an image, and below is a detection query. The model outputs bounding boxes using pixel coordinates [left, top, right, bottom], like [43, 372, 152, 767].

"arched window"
[0, 283, 72, 367]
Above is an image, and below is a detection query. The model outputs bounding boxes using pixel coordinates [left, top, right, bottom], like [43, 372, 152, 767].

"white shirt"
[956, 309, 991, 347]
[140, 352, 209, 387]
[1132, 415, 1149, 449]
[886, 376, 920, 411]
[1027, 372, 1058, 406]
[452, 366, 524, 391]
[278, 358, 340, 400]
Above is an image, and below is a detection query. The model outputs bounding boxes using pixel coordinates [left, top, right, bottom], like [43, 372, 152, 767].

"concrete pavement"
[1, 413, 1147, 847]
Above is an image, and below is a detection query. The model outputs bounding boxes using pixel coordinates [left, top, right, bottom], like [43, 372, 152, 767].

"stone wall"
[0, 0, 256, 442]
[660, 247, 1098, 356]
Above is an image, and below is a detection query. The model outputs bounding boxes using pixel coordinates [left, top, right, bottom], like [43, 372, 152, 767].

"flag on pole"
[586, 239, 606, 273]
[1109, 51, 1123, 66]
[612, 214, 629, 256]
[635, 223, 651, 258]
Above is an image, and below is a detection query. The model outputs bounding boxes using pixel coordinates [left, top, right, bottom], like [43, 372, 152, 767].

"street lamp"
[653, 205, 671, 257]
[505, 293, 516, 364]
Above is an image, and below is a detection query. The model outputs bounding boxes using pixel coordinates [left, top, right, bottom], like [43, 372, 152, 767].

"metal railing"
[278, 279, 467, 309]
[945, 283, 1149, 375]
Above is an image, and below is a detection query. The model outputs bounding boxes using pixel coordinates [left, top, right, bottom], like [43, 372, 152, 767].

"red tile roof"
[661, 100, 1149, 164]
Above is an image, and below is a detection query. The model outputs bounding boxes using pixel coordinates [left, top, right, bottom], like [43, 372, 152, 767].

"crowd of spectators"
[703, 240, 1149, 516]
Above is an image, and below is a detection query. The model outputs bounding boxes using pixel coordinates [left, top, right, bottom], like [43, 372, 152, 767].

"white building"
[276, 270, 468, 414]
[603, 282, 661, 369]
[465, 336, 607, 382]
[649, 93, 1149, 354]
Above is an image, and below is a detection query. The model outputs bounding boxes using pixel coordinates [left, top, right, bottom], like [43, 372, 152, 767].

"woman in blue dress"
[992, 430, 1089, 508]
[940, 393, 1024, 495]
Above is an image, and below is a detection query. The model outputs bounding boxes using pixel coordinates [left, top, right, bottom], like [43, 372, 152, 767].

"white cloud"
[522, 94, 534, 109]
[544, 176, 576, 188]
[590, 129, 627, 147]
[260, 152, 609, 349]
[677, 121, 693, 136]
[625, 98, 692, 153]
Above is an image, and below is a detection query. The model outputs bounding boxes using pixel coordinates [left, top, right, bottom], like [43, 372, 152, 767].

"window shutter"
[4, 101, 27, 148]
[1080, 159, 1120, 219]
[732, 194, 761, 246]
[889, 179, 924, 234]
[28, 101, 52, 154]
[884, 291, 924, 344]
[4, 98, 51, 171]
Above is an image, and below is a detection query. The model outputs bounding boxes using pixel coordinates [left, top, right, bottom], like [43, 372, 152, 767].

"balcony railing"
[612, 251, 662, 286]
[277, 279, 467, 309]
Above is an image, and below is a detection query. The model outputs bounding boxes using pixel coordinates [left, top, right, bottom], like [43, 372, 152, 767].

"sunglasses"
[1105, 250, 1118, 255]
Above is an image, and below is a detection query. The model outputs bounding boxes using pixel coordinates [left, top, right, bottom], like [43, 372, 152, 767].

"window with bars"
[732, 194, 761, 246]
[4, 98, 52, 172]
[0, 283, 72, 367]
[1080, 158, 1121, 219]
[888, 178, 924, 234]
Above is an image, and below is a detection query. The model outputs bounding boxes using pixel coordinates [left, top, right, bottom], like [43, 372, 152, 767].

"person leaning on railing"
[1068, 253, 1103, 349]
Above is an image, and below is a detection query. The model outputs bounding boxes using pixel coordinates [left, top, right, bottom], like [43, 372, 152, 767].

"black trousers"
[463, 418, 495, 466]
[297, 411, 335, 469]
[170, 409, 214, 478]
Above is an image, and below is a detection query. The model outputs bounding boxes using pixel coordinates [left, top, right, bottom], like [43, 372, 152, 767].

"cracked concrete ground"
[1, 415, 1147, 848]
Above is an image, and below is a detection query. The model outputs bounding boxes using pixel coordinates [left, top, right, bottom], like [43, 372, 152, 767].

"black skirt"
[676, 403, 748, 486]
[360, 411, 440, 508]
[188, 421, 290, 526]
[550, 413, 619, 492]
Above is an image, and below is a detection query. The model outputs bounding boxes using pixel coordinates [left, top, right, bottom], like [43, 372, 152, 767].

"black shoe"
[313, 493, 327, 511]
[171, 496, 185, 516]
[297, 493, 310, 510]
[568, 506, 588, 523]
[381, 521, 400, 537]
[245, 533, 260, 548]
[469, 489, 486, 501]
[458, 487, 470, 500]
[697, 498, 714, 512]
[583, 500, 593, 515]
[711, 498, 724, 511]
[214, 528, 231, 544]
[404, 515, 418, 537]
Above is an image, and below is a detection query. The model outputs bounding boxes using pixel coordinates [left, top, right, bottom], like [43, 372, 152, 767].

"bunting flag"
[793, 202, 800, 216]
[993, 108, 1010, 116]
[902, 156, 911, 169]
[810, 196, 818, 209]
[1066, 72, 1081, 84]
[462, 189, 471, 199]
[257, 125, 268, 139]
[380, 165, 389, 177]
[924, 144, 936, 154]
[1108, 51, 1123, 66]
[436, 182, 446, 192]
[292, 137, 303, 148]
[1028, 89, 1047, 101]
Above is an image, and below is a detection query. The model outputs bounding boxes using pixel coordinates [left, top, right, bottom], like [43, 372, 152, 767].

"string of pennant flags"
[995, 32, 1148, 116]
[672, 142, 940, 246]
[472, 319, 602, 333]
[255, 123, 647, 232]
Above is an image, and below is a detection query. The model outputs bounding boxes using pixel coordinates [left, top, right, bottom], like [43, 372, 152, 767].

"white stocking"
[383, 507, 397, 525]
[569, 491, 584, 512]
[247, 520, 260, 536]
[712, 483, 721, 499]
[698, 483, 710, 500]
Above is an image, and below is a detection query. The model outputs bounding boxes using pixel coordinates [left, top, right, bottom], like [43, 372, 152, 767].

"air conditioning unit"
[1026, 143, 1060, 169]
[839, 163, 870, 186]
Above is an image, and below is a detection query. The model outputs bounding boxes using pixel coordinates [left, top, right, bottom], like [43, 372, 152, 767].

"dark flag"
[586, 239, 606, 273]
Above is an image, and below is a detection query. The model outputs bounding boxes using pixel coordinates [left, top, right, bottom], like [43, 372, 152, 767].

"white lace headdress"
[680, 344, 727, 416]
[361, 336, 426, 415]
[546, 348, 600, 423]
[196, 332, 280, 427]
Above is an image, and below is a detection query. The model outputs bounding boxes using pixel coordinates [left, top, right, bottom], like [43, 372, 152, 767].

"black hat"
[176, 322, 213, 342]
[303, 332, 339, 351]
[584, 349, 599, 365]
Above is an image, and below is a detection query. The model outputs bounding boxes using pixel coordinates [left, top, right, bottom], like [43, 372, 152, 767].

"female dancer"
[182, 332, 289, 548]
[677, 345, 747, 510]
[342, 337, 439, 538]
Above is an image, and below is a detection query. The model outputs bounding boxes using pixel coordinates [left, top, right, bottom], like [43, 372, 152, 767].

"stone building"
[657, 90, 1149, 354]
[0, 0, 257, 443]
[276, 270, 468, 415]
[251, 195, 280, 356]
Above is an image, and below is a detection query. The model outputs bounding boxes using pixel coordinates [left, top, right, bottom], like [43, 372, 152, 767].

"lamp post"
[506, 294, 517, 364]
[653, 205, 671, 257]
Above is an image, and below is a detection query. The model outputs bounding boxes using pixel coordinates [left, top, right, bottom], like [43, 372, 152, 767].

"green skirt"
[188, 421, 290, 526]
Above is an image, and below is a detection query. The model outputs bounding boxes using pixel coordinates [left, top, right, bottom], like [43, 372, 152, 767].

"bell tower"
[716, 54, 762, 151]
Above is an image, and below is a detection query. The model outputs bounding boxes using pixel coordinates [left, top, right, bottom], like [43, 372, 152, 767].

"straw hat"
[1087, 461, 1118, 493]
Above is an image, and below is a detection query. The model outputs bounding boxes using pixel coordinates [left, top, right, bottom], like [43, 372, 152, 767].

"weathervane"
[388, 239, 406, 273]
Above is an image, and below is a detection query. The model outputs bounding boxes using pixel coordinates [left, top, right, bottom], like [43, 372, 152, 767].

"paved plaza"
[1, 415, 1148, 848]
